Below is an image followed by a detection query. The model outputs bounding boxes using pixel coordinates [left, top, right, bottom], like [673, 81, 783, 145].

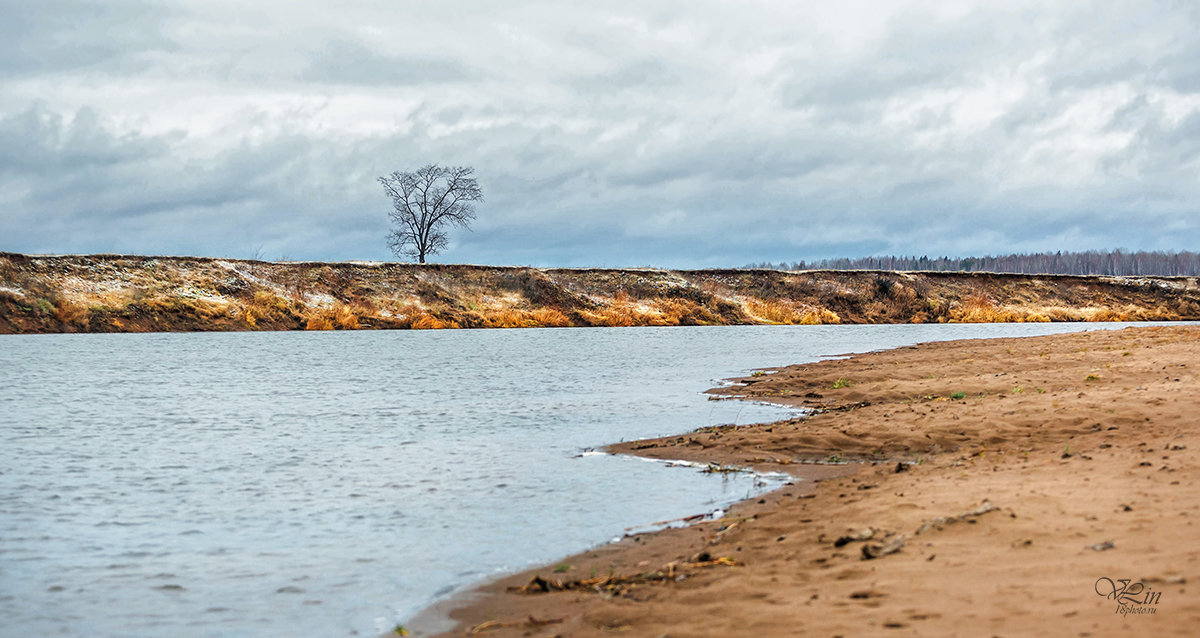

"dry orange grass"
[579, 307, 636, 327]
[1153, 303, 1184, 321]
[741, 299, 840, 325]
[798, 308, 840, 325]
[744, 298, 798, 324]
[53, 299, 89, 327]
[1040, 306, 1085, 322]
[1019, 305, 1151, 323]
[333, 304, 359, 329]
[1081, 304, 1173, 322]
[484, 308, 535, 329]
[529, 307, 571, 327]
[480, 307, 572, 329]
[141, 295, 230, 320]
[410, 313, 459, 330]
[384, 298, 458, 328]
[578, 302, 664, 327]
[389, 300, 460, 329]
[301, 304, 361, 330]
[1085, 307, 1120, 322]
[949, 296, 1083, 323]
[949, 295, 1020, 323]
[243, 290, 294, 328]
[652, 298, 722, 325]
[305, 314, 335, 330]
[243, 306, 263, 327]
[254, 290, 291, 310]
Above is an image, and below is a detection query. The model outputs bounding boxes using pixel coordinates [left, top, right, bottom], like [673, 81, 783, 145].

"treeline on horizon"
[747, 250, 1200, 277]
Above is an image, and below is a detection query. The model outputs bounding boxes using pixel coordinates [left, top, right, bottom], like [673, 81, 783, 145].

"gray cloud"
[0, 0, 1198, 266]
[0, 0, 175, 76]
[300, 39, 476, 85]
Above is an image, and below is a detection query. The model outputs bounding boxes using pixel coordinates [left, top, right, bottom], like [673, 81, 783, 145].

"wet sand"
[418, 325, 1199, 637]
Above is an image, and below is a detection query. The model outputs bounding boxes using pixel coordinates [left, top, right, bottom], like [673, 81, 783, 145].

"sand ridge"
[421, 325, 1199, 637]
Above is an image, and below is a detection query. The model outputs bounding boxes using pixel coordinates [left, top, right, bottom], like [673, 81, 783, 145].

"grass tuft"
[53, 299, 90, 327]
[305, 314, 334, 330]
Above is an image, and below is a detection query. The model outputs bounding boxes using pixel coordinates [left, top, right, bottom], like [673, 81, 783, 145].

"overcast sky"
[1, 0, 1198, 267]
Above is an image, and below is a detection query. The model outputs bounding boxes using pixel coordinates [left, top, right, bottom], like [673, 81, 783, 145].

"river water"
[0, 322, 1170, 637]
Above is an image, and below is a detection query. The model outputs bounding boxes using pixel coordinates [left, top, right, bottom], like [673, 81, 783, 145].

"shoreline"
[414, 325, 1199, 636]
[406, 460, 856, 637]
[404, 456, 843, 636]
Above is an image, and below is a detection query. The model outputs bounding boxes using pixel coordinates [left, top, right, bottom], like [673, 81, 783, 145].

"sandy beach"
[417, 325, 1199, 636]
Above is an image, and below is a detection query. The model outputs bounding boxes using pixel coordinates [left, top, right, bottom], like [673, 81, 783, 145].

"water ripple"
[0, 322, 1165, 637]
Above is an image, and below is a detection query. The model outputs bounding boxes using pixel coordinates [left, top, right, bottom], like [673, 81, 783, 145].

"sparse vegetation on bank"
[1, 252, 1198, 334]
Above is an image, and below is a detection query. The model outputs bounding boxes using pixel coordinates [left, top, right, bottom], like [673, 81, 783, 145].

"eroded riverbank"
[4, 252, 1200, 333]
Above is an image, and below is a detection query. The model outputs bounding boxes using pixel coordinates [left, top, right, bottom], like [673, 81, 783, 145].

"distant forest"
[747, 250, 1200, 277]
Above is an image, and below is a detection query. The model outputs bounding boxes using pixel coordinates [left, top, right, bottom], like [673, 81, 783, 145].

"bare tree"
[379, 164, 483, 263]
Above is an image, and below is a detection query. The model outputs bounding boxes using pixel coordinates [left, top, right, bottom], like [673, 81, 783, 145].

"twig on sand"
[628, 511, 710, 531]
[915, 501, 1000, 535]
[513, 557, 738, 595]
[468, 615, 564, 634]
[861, 534, 906, 560]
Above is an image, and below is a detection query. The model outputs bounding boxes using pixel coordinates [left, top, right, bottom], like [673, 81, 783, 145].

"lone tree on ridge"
[379, 164, 483, 263]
